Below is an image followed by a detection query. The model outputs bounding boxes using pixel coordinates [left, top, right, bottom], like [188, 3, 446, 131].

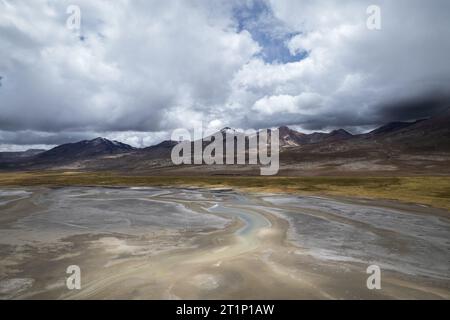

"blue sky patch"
[233, 0, 306, 64]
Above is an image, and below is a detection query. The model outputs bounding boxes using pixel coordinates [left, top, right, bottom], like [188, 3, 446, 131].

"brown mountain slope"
[1, 111, 449, 175]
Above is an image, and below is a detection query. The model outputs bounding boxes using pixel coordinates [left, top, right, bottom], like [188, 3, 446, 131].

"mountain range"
[1, 111, 449, 175]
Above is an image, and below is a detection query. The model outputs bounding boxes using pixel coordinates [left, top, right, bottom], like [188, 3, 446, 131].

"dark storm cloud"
[236, 91, 450, 132]
[0, 0, 259, 150]
[0, 131, 94, 146]
[230, 0, 450, 132]
[239, 109, 370, 132]
[1, 0, 450, 149]
[301, 93, 450, 130]
[375, 93, 450, 123]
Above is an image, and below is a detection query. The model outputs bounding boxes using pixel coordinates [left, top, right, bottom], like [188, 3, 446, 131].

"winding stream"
[0, 187, 449, 299]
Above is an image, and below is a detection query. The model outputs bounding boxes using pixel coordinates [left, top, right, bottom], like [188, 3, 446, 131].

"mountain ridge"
[1, 112, 449, 174]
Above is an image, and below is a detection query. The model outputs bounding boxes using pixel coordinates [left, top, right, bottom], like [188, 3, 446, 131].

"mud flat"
[0, 187, 449, 299]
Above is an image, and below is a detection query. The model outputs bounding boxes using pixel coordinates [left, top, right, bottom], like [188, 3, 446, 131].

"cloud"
[225, 0, 450, 130]
[1, 0, 449, 150]
[0, 0, 259, 149]
[374, 93, 450, 122]
[252, 93, 324, 115]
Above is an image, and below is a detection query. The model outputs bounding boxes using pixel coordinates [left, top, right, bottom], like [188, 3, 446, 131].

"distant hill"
[279, 127, 353, 147]
[368, 121, 423, 136]
[36, 137, 135, 162]
[1, 110, 449, 175]
[0, 138, 135, 170]
[278, 126, 307, 147]
[142, 140, 178, 158]
[0, 149, 45, 161]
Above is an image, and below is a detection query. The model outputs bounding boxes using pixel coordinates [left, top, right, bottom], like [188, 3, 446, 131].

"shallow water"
[0, 187, 449, 299]
[263, 195, 450, 279]
[0, 187, 229, 244]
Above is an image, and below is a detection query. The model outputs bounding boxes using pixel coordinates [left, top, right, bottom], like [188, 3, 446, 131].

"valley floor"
[0, 171, 450, 210]
[0, 186, 449, 299]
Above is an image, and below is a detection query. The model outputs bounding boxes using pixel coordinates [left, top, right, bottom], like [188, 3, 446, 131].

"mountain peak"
[278, 126, 291, 135]
[278, 126, 307, 147]
[91, 137, 107, 142]
[36, 137, 134, 163]
[88, 137, 110, 145]
[220, 127, 236, 134]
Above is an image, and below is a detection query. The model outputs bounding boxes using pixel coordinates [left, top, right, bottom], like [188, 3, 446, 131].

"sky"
[1, 0, 450, 151]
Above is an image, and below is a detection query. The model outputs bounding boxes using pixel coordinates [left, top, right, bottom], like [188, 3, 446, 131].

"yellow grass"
[0, 171, 449, 210]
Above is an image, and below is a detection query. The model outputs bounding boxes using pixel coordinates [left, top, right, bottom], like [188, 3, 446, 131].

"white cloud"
[252, 93, 323, 115]
[0, 0, 259, 147]
[1, 0, 449, 150]
[224, 0, 450, 129]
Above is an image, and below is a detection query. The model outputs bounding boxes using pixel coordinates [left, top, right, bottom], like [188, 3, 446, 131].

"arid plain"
[1, 184, 448, 299]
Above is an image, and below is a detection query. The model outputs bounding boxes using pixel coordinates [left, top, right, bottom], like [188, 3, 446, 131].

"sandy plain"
[0, 187, 449, 299]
